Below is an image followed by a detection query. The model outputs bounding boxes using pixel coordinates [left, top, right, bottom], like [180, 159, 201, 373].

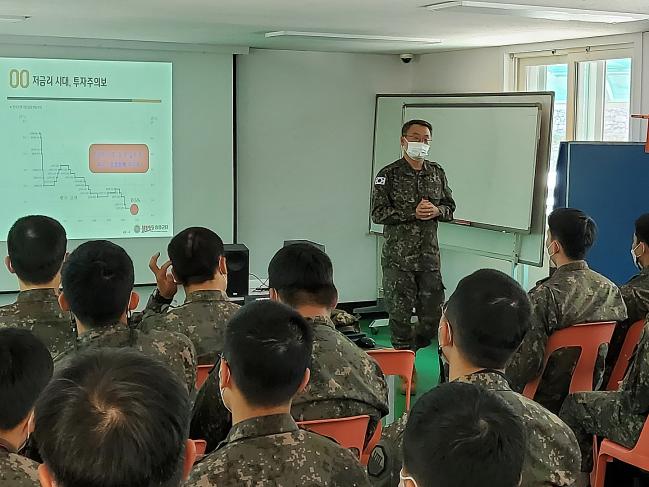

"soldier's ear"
[38, 464, 55, 487]
[58, 292, 70, 312]
[269, 288, 279, 302]
[182, 439, 197, 480]
[128, 292, 140, 311]
[218, 256, 228, 276]
[298, 368, 310, 393]
[5, 256, 14, 275]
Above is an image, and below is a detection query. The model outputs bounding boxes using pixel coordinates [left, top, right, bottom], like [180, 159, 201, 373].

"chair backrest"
[523, 322, 616, 399]
[607, 320, 646, 391]
[297, 415, 370, 457]
[191, 439, 207, 464]
[196, 364, 214, 390]
[368, 349, 416, 410]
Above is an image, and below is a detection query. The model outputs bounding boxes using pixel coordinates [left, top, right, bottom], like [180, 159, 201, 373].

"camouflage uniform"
[0, 289, 75, 357]
[187, 414, 371, 487]
[139, 290, 239, 365]
[371, 158, 455, 350]
[0, 440, 40, 487]
[190, 315, 389, 451]
[604, 267, 649, 386]
[54, 323, 197, 396]
[506, 261, 627, 413]
[368, 371, 581, 487]
[560, 322, 649, 472]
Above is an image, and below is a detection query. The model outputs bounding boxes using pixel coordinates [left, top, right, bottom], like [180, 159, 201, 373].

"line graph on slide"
[0, 57, 173, 240]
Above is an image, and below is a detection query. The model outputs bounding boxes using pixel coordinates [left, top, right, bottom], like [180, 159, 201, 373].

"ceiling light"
[265, 31, 441, 44]
[0, 15, 30, 23]
[425, 2, 649, 24]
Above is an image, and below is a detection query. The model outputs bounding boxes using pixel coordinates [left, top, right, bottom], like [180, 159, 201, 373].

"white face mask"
[405, 141, 430, 160]
[632, 243, 644, 271]
[546, 241, 558, 267]
[399, 470, 418, 487]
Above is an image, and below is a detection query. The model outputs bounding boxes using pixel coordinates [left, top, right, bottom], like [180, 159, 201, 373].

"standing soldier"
[371, 119, 455, 382]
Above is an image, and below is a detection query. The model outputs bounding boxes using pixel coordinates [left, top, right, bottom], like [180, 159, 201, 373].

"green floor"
[360, 319, 440, 418]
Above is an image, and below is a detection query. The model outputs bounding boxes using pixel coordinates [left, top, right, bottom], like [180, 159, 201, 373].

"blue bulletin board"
[555, 142, 649, 285]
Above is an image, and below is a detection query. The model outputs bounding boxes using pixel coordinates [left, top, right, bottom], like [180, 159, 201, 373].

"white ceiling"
[0, 0, 648, 53]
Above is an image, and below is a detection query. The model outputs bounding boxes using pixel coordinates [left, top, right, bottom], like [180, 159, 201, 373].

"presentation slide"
[0, 58, 173, 240]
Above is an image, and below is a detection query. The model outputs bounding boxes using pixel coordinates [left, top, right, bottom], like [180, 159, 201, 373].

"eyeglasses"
[404, 135, 431, 144]
[399, 470, 418, 487]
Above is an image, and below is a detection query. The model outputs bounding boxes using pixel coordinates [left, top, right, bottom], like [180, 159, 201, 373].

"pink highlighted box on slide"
[89, 144, 149, 173]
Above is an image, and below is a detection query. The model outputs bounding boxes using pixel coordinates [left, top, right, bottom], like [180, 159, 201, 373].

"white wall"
[236, 49, 410, 302]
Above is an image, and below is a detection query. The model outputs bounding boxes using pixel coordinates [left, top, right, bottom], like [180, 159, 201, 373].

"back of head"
[403, 382, 525, 487]
[35, 348, 190, 487]
[8, 215, 67, 284]
[447, 269, 531, 369]
[223, 300, 313, 407]
[268, 243, 338, 308]
[548, 208, 597, 260]
[61, 240, 134, 327]
[635, 213, 649, 245]
[0, 329, 53, 431]
[167, 227, 224, 285]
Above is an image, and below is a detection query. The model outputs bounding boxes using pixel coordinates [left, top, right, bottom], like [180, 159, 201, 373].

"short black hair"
[223, 300, 313, 407]
[7, 215, 67, 284]
[61, 240, 134, 328]
[446, 269, 531, 369]
[401, 119, 432, 136]
[635, 214, 649, 245]
[0, 329, 53, 430]
[167, 227, 224, 286]
[268, 244, 338, 308]
[548, 208, 597, 260]
[35, 349, 190, 487]
[403, 382, 525, 487]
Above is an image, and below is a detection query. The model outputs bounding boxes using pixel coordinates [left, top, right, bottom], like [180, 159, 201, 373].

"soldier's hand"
[416, 199, 438, 220]
[149, 252, 178, 299]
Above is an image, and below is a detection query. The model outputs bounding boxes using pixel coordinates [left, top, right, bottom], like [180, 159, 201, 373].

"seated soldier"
[187, 300, 370, 487]
[35, 349, 196, 487]
[400, 382, 525, 487]
[371, 269, 580, 487]
[604, 213, 649, 386]
[140, 227, 239, 364]
[55, 240, 197, 394]
[0, 216, 74, 356]
[0, 329, 53, 487]
[507, 208, 627, 413]
[191, 243, 388, 451]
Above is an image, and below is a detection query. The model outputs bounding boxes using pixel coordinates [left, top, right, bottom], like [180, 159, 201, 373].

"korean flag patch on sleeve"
[375, 176, 386, 186]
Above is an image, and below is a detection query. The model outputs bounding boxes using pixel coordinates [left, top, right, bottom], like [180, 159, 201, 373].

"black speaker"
[224, 244, 249, 298]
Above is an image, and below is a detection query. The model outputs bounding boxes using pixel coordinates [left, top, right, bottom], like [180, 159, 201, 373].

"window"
[516, 48, 634, 208]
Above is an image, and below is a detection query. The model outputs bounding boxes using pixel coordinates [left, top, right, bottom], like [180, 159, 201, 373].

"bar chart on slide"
[0, 58, 173, 240]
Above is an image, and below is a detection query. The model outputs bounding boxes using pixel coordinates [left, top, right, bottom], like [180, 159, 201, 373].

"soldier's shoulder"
[512, 391, 579, 440]
[146, 328, 193, 347]
[377, 159, 405, 175]
[0, 453, 40, 486]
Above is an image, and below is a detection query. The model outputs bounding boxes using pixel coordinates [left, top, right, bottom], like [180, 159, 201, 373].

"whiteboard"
[404, 105, 540, 232]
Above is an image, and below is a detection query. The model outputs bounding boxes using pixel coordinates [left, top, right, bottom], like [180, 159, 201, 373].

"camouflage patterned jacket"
[0, 439, 40, 487]
[621, 267, 649, 324]
[621, 322, 649, 414]
[0, 289, 75, 357]
[371, 158, 455, 272]
[370, 372, 581, 487]
[506, 261, 627, 412]
[187, 414, 371, 487]
[54, 323, 197, 396]
[140, 290, 239, 365]
[190, 316, 389, 451]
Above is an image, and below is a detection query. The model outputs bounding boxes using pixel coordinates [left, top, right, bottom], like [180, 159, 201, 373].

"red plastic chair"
[607, 320, 646, 391]
[297, 415, 370, 458]
[191, 439, 207, 464]
[196, 364, 214, 390]
[367, 349, 416, 410]
[593, 415, 649, 487]
[523, 322, 616, 400]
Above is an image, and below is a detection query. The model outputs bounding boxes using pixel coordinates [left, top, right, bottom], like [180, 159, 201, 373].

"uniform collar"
[554, 260, 589, 274]
[454, 370, 512, 392]
[639, 266, 649, 277]
[78, 323, 127, 341]
[400, 157, 434, 174]
[16, 288, 59, 304]
[306, 315, 336, 329]
[184, 290, 229, 304]
[0, 436, 17, 454]
[222, 414, 298, 445]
